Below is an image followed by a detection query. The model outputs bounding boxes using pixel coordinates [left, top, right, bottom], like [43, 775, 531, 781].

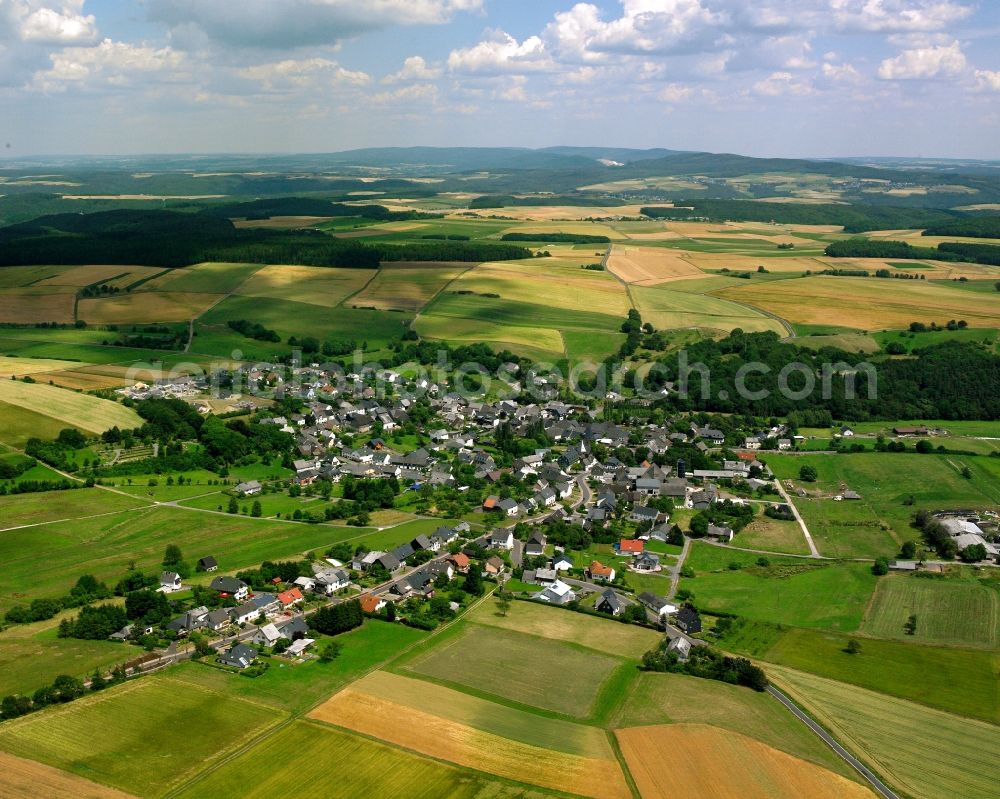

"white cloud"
[3, 1, 97, 44]
[384, 55, 442, 83]
[239, 57, 370, 91]
[753, 70, 812, 95]
[659, 83, 693, 102]
[829, 0, 972, 33]
[974, 69, 1000, 92]
[32, 38, 184, 91]
[447, 30, 553, 74]
[371, 82, 438, 104]
[822, 60, 861, 82]
[148, 0, 483, 49]
[877, 40, 966, 79]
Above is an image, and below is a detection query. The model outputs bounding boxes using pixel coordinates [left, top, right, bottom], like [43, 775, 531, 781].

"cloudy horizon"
[2, 0, 999, 159]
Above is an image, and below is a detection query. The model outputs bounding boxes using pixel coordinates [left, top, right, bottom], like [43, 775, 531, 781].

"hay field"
[311, 672, 629, 799]
[498, 221, 623, 239]
[606, 245, 705, 285]
[617, 724, 875, 799]
[686, 251, 827, 273]
[860, 574, 1000, 648]
[0, 379, 141, 434]
[173, 720, 558, 799]
[336, 221, 431, 237]
[403, 623, 620, 718]
[465, 599, 659, 658]
[0, 751, 135, 799]
[0, 677, 280, 796]
[612, 673, 857, 778]
[0, 265, 68, 288]
[632, 283, 788, 334]
[350, 264, 466, 312]
[0, 289, 75, 324]
[769, 665, 1000, 799]
[449, 260, 630, 316]
[718, 275, 1000, 330]
[32, 369, 138, 391]
[232, 215, 332, 229]
[78, 292, 224, 324]
[234, 264, 375, 307]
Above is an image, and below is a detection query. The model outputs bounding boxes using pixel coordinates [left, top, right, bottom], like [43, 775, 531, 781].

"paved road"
[767, 685, 898, 799]
[775, 479, 822, 558]
[667, 536, 691, 600]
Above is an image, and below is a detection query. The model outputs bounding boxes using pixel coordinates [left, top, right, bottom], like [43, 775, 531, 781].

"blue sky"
[1, 1, 999, 158]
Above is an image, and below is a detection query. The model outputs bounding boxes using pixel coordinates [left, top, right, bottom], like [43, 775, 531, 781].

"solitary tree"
[798, 465, 818, 482]
[496, 590, 511, 617]
[845, 639, 862, 655]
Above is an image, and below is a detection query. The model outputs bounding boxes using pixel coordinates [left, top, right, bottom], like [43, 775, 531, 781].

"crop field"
[631, 283, 787, 334]
[0, 288, 75, 324]
[769, 665, 1000, 799]
[0, 355, 92, 376]
[860, 573, 1000, 648]
[718, 275, 1000, 330]
[414, 314, 565, 359]
[136, 262, 262, 294]
[606, 245, 705, 285]
[233, 263, 374, 306]
[0, 487, 149, 531]
[767, 452, 1000, 557]
[402, 622, 622, 718]
[0, 751, 135, 799]
[35, 265, 164, 289]
[0, 401, 81, 445]
[349, 264, 466, 312]
[78, 291, 225, 324]
[311, 672, 629, 799]
[0, 379, 141, 437]
[0, 677, 280, 796]
[0, 505, 372, 614]
[447, 260, 631, 317]
[612, 673, 857, 779]
[0, 265, 69, 288]
[617, 724, 874, 799]
[680, 545, 877, 631]
[465, 599, 660, 658]
[196, 295, 410, 353]
[173, 720, 559, 799]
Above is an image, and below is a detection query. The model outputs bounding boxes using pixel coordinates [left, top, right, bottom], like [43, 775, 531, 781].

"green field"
[401, 622, 622, 719]
[174, 720, 558, 799]
[140, 262, 263, 294]
[0, 676, 280, 796]
[860, 573, 1000, 648]
[0, 504, 374, 614]
[0, 487, 150, 530]
[736, 515, 813, 555]
[632, 282, 788, 334]
[766, 452, 1000, 558]
[721, 621, 999, 723]
[771, 664, 1000, 799]
[612, 672, 858, 780]
[681, 542, 877, 631]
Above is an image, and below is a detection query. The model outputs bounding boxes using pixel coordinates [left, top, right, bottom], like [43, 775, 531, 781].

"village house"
[197, 556, 218, 572]
[595, 588, 624, 616]
[158, 571, 183, 593]
[639, 592, 677, 618]
[587, 560, 616, 582]
[675, 606, 702, 634]
[489, 529, 515, 550]
[219, 643, 258, 670]
[209, 576, 249, 601]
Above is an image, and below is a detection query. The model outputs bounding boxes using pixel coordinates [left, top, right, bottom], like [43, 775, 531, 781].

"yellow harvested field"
[0, 379, 142, 433]
[0, 356, 88, 376]
[234, 264, 375, 307]
[0, 751, 135, 799]
[607, 245, 705, 285]
[0, 291, 75, 324]
[310, 682, 630, 799]
[350, 265, 466, 312]
[719, 275, 1000, 330]
[687, 252, 827, 273]
[34, 265, 163, 288]
[453, 205, 648, 221]
[33, 370, 136, 391]
[466, 599, 659, 658]
[451, 261, 630, 316]
[78, 292, 224, 324]
[617, 724, 875, 799]
[769, 665, 1000, 799]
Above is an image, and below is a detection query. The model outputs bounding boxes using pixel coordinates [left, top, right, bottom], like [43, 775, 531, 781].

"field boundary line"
[606, 729, 641, 799]
[604, 244, 637, 310]
[335, 267, 382, 308]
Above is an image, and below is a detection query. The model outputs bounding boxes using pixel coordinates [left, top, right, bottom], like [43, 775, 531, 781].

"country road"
[775, 479, 822, 558]
[766, 685, 899, 799]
